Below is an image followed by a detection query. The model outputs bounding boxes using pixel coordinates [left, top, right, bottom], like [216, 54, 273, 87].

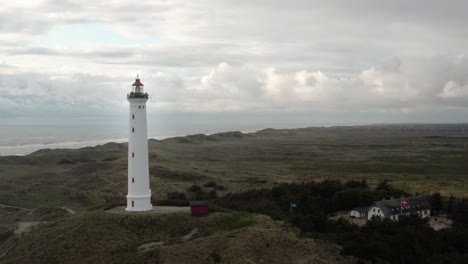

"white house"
[367, 196, 431, 221]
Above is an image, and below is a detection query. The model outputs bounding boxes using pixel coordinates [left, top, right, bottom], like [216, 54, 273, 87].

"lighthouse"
[126, 75, 152, 211]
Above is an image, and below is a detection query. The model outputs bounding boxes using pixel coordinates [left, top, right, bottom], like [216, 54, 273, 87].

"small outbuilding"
[190, 201, 209, 216]
[350, 206, 369, 218]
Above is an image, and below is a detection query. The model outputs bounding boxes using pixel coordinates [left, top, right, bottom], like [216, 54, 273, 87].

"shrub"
[203, 182, 217, 188]
[167, 192, 187, 200]
[187, 185, 202, 192]
[215, 185, 226, 190]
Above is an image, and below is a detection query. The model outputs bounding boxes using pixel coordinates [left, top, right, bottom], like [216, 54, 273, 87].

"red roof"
[132, 78, 144, 86]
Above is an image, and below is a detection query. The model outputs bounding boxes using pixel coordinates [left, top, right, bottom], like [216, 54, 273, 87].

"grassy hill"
[0, 208, 354, 264]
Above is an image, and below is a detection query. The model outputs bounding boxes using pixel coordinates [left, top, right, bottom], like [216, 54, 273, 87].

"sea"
[0, 124, 272, 156]
[0, 124, 191, 156]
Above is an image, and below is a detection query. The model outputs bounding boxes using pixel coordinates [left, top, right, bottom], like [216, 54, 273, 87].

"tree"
[376, 180, 391, 191]
[447, 194, 455, 213]
[429, 192, 443, 212]
[360, 179, 368, 188]
[345, 180, 362, 188]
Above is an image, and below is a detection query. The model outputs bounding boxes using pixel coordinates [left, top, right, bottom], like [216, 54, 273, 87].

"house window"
[373, 208, 376, 213]
[132, 114, 135, 119]
[143, 106, 145, 109]
[132, 152, 134, 158]
[139, 106, 141, 109]
[132, 178, 134, 183]
[132, 201, 134, 207]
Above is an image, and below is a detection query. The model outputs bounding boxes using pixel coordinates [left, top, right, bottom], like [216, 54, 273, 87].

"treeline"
[217, 179, 407, 220]
[215, 180, 468, 263]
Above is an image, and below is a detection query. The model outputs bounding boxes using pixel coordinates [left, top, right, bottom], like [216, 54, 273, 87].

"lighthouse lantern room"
[126, 75, 152, 211]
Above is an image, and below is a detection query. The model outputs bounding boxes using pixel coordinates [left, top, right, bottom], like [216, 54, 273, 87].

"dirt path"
[0, 203, 31, 211]
[14, 221, 42, 236]
[181, 228, 199, 241]
[0, 244, 16, 259]
[60, 207, 77, 215]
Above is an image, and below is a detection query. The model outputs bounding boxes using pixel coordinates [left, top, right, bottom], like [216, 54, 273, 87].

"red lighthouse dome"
[132, 75, 144, 86]
[128, 75, 148, 99]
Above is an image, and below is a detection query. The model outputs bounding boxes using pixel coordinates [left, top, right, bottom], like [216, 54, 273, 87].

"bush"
[203, 182, 217, 188]
[0, 229, 13, 242]
[344, 180, 367, 188]
[167, 192, 187, 200]
[429, 192, 443, 212]
[187, 185, 202, 192]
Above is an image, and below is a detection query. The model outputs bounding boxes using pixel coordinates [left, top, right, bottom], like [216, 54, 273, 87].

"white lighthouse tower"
[126, 75, 152, 211]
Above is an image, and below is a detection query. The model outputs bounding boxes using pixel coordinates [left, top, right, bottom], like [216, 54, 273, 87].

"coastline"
[2, 123, 467, 156]
[0, 135, 170, 156]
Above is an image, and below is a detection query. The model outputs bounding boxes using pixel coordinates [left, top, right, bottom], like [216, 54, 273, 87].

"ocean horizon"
[0, 122, 367, 156]
[0, 124, 176, 156]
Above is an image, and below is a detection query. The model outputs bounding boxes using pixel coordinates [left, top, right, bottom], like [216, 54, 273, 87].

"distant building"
[350, 206, 369, 218]
[190, 201, 209, 216]
[367, 196, 431, 221]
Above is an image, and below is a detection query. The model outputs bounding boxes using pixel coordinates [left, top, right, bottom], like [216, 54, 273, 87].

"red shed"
[190, 201, 209, 216]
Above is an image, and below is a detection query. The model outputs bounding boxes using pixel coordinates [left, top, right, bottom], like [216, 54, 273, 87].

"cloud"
[2, 1, 468, 74]
[187, 55, 468, 112]
[1, 1, 468, 124]
[439, 81, 468, 99]
[1, 54, 468, 125]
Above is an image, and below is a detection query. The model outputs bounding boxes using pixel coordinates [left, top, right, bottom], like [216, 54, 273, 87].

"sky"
[1, 0, 468, 129]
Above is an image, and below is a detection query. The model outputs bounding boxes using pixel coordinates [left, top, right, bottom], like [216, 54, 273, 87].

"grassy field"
[154, 124, 468, 197]
[0, 207, 353, 264]
[0, 124, 467, 211]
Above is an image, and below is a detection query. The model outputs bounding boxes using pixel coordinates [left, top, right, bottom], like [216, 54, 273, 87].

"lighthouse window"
[139, 106, 141, 109]
[132, 152, 134, 158]
[132, 178, 134, 183]
[132, 127, 134, 133]
[132, 114, 134, 119]
[132, 201, 134, 207]
[143, 106, 145, 109]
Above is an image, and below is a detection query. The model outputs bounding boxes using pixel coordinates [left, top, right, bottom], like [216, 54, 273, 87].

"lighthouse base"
[126, 194, 152, 212]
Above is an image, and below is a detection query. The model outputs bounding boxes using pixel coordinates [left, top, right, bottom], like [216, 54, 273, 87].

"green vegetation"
[0, 125, 467, 211]
[0, 207, 354, 264]
[0, 210, 255, 263]
[216, 180, 468, 263]
[0, 124, 467, 263]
